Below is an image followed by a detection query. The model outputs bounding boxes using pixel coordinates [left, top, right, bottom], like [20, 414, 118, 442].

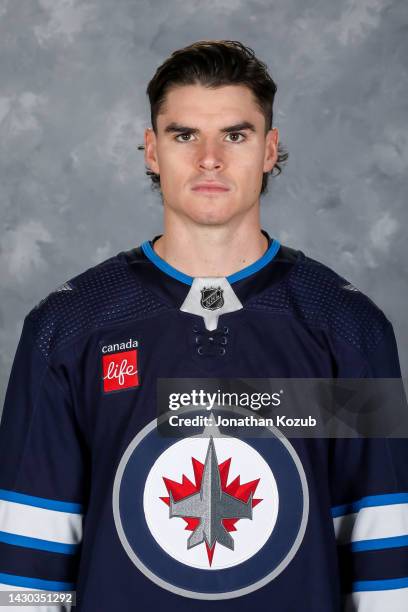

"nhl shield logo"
[112, 410, 309, 599]
[200, 287, 224, 311]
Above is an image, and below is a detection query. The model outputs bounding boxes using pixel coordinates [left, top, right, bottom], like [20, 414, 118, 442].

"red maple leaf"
[161, 455, 262, 565]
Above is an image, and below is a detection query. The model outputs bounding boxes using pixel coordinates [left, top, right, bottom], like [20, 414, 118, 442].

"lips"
[191, 182, 230, 192]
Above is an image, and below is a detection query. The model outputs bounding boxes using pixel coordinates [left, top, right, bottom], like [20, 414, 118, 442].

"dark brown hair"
[143, 40, 288, 195]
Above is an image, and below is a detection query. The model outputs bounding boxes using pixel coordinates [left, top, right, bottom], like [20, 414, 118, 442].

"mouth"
[191, 183, 230, 194]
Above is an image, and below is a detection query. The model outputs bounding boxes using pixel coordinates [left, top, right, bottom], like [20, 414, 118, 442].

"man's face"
[144, 84, 278, 226]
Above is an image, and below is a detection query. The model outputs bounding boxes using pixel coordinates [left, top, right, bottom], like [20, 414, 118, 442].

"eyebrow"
[164, 121, 257, 135]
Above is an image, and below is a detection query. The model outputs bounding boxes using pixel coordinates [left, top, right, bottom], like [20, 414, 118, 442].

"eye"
[175, 133, 196, 142]
[225, 132, 246, 143]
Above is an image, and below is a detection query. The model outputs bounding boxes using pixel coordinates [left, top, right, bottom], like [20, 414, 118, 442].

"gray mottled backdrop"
[1, 0, 407, 409]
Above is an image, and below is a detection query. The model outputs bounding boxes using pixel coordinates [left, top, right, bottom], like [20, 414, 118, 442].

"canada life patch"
[113, 412, 309, 599]
[102, 349, 139, 392]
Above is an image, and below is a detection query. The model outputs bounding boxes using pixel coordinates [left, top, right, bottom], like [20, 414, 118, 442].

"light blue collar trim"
[228, 239, 281, 283]
[141, 238, 281, 286]
[141, 241, 194, 285]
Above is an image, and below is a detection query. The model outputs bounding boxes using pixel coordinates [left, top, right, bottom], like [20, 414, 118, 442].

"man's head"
[144, 40, 287, 227]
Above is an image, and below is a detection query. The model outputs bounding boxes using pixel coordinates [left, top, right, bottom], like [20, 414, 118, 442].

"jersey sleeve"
[330, 322, 408, 611]
[0, 315, 88, 611]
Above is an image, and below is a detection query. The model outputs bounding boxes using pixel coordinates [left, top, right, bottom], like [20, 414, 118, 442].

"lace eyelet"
[219, 347, 226, 356]
[192, 325, 199, 333]
[223, 326, 229, 334]
[197, 346, 204, 355]
[220, 336, 228, 345]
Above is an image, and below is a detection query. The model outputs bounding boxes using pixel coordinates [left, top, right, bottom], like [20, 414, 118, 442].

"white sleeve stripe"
[0, 500, 82, 545]
[333, 503, 408, 544]
[345, 585, 408, 612]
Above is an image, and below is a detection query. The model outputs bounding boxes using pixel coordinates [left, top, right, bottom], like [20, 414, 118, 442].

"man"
[0, 40, 407, 611]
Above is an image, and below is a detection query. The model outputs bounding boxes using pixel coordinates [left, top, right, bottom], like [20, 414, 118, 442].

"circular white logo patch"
[113, 414, 309, 600]
[143, 436, 279, 570]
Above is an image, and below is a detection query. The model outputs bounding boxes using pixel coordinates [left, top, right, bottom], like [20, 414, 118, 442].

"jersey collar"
[140, 234, 281, 287]
[121, 232, 299, 310]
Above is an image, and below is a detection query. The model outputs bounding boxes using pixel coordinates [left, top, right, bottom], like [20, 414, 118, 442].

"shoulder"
[25, 250, 169, 360]
[251, 246, 390, 356]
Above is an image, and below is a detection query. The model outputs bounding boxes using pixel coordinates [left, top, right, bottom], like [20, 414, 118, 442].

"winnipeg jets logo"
[161, 437, 260, 565]
[200, 287, 224, 310]
[113, 414, 309, 598]
[142, 436, 278, 571]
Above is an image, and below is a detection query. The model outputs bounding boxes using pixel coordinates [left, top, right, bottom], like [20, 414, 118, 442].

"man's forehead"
[156, 84, 264, 129]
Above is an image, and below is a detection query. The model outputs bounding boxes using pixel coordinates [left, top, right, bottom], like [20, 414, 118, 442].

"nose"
[197, 140, 224, 172]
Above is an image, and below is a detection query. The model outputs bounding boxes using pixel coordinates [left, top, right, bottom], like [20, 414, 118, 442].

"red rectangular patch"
[102, 349, 139, 392]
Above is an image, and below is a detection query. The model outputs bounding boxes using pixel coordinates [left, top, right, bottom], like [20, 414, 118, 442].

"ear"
[144, 127, 160, 174]
[263, 127, 279, 173]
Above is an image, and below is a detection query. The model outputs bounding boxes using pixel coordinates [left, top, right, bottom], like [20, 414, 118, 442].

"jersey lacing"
[193, 325, 229, 357]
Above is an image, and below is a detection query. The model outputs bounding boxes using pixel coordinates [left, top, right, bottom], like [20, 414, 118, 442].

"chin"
[186, 206, 237, 227]
[183, 198, 238, 224]
[192, 216, 230, 226]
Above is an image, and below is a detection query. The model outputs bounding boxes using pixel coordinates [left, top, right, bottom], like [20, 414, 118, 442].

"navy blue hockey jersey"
[0, 234, 407, 611]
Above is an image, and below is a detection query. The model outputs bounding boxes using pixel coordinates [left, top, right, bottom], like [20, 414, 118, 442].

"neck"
[153, 208, 269, 278]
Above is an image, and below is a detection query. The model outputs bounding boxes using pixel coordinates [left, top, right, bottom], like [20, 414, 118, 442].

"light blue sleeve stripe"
[0, 572, 75, 591]
[228, 239, 281, 283]
[0, 489, 83, 514]
[353, 576, 408, 592]
[331, 492, 408, 518]
[349, 534, 408, 552]
[0, 531, 80, 555]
